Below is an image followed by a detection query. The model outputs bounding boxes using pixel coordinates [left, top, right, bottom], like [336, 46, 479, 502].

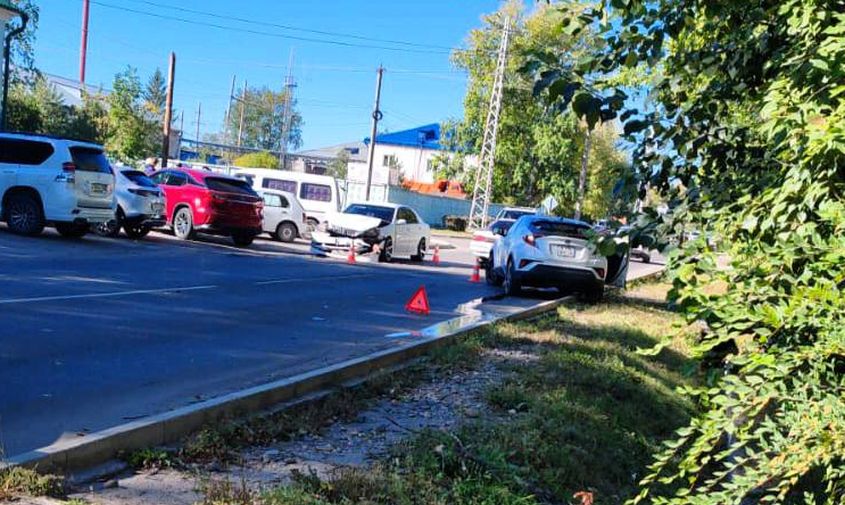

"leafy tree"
[531, 0, 845, 503]
[233, 151, 279, 169]
[326, 149, 349, 179]
[105, 67, 158, 162]
[226, 85, 302, 153]
[8, 0, 39, 73]
[446, 1, 632, 217]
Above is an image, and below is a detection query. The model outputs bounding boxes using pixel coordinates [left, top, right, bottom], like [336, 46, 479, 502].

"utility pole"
[237, 79, 247, 148]
[195, 102, 201, 142]
[574, 127, 592, 220]
[161, 52, 175, 168]
[79, 0, 90, 85]
[364, 65, 384, 202]
[279, 49, 296, 168]
[468, 17, 511, 230]
[224, 74, 235, 139]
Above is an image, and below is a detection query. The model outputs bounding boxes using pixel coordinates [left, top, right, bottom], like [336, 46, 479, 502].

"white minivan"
[230, 168, 342, 232]
[0, 133, 115, 238]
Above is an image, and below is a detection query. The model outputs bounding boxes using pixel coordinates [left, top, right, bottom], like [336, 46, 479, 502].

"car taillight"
[523, 233, 537, 247]
[62, 162, 77, 173]
[473, 234, 495, 243]
[210, 193, 226, 206]
[593, 267, 606, 279]
[56, 162, 77, 183]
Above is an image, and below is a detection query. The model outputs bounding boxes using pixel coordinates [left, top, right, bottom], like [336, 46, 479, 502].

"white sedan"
[311, 203, 430, 262]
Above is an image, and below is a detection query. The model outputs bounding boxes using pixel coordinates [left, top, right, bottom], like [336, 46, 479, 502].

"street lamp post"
[0, 0, 28, 131]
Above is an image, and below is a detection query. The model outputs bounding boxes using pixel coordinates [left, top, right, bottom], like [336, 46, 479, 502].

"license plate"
[90, 182, 108, 194]
[551, 244, 576, 258]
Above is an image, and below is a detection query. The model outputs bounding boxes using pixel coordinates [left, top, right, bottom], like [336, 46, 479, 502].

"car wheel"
[486, 253, 503, 286]
[96, 209, 122, 238]
[579, 285, 604, 304]
[276, 222, 297, 243]
[503, 257, 521, 296]
[378, 237, 394, 263]
[410, 238, 426, 262]
[232, 232, 255, 247]
[4, 193, 45, 236]
[173, 207, 194, 240]
[55, 222, 89, 238]
[124, 224, 151, 239]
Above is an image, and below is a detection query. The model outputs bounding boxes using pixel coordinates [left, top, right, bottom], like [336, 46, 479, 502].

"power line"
[90, 0, 453, 55]
[118, 0, 457, 52]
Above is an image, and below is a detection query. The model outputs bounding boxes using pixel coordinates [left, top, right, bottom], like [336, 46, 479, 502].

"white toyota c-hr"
[487, 215, 628, 302]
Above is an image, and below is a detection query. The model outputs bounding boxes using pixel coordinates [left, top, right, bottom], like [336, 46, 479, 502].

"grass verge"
[0, 465, 65, 501]
[238, 282, 697, 505]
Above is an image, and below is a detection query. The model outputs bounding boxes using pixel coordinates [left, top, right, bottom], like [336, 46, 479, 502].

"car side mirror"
[396, 219, 407, 225]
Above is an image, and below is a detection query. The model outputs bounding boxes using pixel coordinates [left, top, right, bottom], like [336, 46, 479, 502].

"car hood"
[324, 212, 385, 237]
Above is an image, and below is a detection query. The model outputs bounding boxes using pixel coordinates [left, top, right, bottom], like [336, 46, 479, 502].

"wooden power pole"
[161, 52, 175, 168]
[237, 80, 247, 148]
[79, 0, 90, 85]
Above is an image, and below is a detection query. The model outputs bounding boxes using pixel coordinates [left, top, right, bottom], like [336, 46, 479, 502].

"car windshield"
[500, 209, 533, 220]
[529, 220, 591, 239]
[344, 204, 394, 225]
[205, 177, 257, 195]
[121, 170, 157, 188]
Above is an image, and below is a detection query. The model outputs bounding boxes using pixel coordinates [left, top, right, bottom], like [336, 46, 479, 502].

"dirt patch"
[56, 349, 525, 505]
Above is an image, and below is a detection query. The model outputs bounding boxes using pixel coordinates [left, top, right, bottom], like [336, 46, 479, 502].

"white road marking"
[0, 273, 378, 305]
[0, 285, 218, 305]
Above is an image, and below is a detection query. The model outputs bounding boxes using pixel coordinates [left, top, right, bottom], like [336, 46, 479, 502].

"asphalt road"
[0, 227, 662, 457]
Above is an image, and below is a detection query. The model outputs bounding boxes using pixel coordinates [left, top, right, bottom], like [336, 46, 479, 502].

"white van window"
[263, 178, 296, 193]
[300, 182, 331, 202]
[0, 139, 54, 165]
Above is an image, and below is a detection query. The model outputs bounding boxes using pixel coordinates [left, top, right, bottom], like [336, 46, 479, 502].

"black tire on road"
[96, 209, 123, 238]
[378, 237, 393, 263]
[232, 232, 255, 247]
[124, 224, 151, 239]
[410, 238, 426, 262]
[486, 254, 503, 286]
[503, 257, 522, 296]
[55, 222, 89, 238]
[4, 192, 45, 236]
[579, 285, 604, 304]
[276, 222, 298, 243]
[173, 207, 194, 240]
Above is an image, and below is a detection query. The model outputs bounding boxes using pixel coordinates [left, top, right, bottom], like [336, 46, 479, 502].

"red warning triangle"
[405, 286, 430, 315]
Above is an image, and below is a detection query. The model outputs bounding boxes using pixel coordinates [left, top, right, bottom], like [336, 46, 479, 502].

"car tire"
[486, 254, 503, 286]
[96, 208, 123, 238]
[232, 232, 255, 247]
[378, 237, 394, 263]
[173, 207, 195, 240]
[4, 192, 45, 236]
[124, 224, 151, 239]
[276, 222, 297, 243]
[55, 222, 89, 238]
[579, 285, 604, 304]
[503, 257, 522, 296]
[410, 238, 426, 262]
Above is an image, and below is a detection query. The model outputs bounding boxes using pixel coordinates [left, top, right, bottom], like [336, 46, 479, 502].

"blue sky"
[32, 0, 508, 150]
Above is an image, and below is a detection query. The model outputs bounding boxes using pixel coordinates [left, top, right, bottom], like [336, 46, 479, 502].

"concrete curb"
[6, 270, 662, 476]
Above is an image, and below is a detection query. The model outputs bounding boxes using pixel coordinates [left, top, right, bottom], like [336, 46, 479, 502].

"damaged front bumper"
[310, 230, 385, 256]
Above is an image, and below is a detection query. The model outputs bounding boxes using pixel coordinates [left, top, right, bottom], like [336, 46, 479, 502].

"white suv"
[487, 215, 628, 302]
[0, 133, 115, 238]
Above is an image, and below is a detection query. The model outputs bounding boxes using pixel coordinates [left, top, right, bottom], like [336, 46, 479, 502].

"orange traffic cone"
[469, 259, 481, 282]
[432, 245, 441, 265]
[347, 242, 356, 264]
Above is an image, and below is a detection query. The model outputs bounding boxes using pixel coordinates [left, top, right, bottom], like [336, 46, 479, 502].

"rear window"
[262, 178, 297, 193]
[121, 170, 157, 188]
[0, 138, 54, 165]
[300, 182, 332, 202]
[530, 220, 590, 239]
[70, 147, 111, 173]
[206, 177, 257, 195]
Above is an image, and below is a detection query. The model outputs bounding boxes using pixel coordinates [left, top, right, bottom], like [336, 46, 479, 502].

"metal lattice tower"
[468, 17, 511, 230]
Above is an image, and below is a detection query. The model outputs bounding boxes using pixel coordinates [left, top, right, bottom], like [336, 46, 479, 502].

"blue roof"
[372, 123, 447, 150]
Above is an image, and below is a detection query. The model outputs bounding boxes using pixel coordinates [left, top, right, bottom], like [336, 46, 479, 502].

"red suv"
[150, 168, 263, 247]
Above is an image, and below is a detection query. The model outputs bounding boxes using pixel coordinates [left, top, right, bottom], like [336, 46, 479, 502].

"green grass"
[245, 282, 697, 505]
[0, 466, 65, 501]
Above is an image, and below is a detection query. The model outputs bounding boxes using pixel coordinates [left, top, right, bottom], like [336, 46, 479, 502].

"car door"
[149, 171, 175, 221]
[260, 192, 283, 233]
[492, 219, 517, 273]
[395, 207, 415, 256]
[605, 249, 630, 288]
[0, 138, 21, 197]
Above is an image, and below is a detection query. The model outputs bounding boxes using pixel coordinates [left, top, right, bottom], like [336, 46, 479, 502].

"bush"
[442, 215, 468, 231]
[233, 151, 279, 169]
